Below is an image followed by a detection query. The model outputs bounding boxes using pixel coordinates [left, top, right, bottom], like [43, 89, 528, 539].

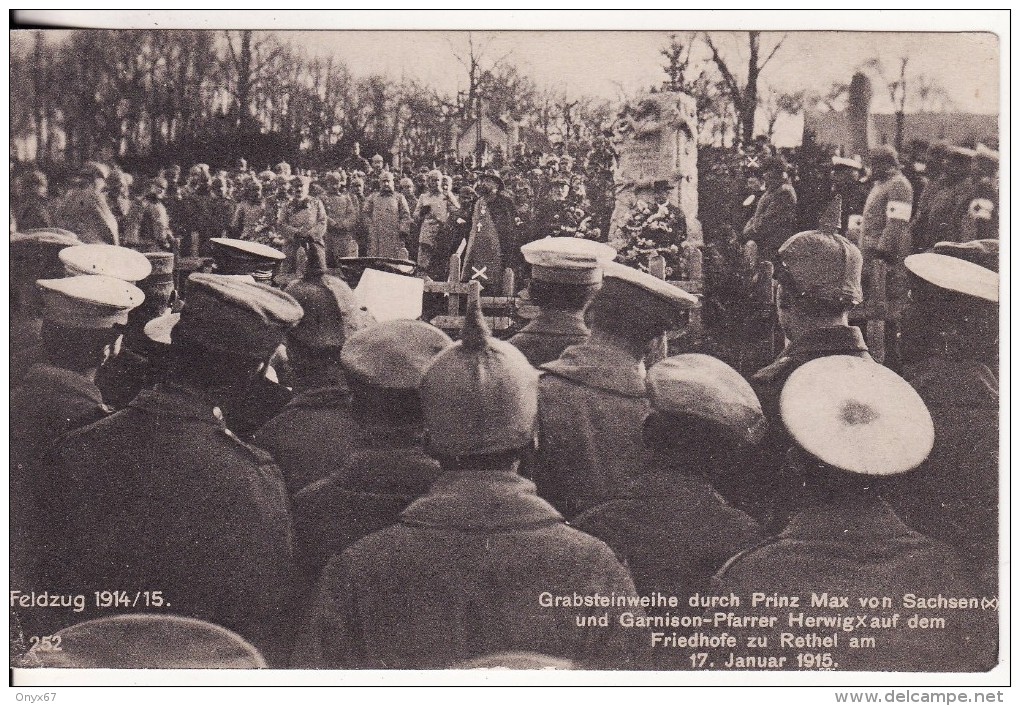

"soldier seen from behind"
[37, 274, 304, 666]
[294, 301, 649, 670]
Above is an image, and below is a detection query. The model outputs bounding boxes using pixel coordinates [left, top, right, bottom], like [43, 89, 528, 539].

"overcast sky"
[13, 11, 1001, 118]
[288, 30, 998, 115]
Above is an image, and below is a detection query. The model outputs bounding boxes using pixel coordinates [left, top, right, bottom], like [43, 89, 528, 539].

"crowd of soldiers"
[9, 133, 999, 672]
[736, 141, 999, 369]
[11, 141, 613, 291]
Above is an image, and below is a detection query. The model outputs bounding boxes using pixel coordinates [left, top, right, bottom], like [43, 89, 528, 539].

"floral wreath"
[616, 198, 687, 278]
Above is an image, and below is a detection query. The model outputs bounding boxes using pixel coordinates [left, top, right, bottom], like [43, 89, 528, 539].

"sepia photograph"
[7, 9, 1006, 698]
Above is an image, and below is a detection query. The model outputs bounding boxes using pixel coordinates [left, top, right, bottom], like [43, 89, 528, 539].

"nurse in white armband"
[859, 145, 914, 364]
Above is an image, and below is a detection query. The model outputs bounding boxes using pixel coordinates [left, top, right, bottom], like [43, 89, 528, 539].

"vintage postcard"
[7, 9, 1007, 699]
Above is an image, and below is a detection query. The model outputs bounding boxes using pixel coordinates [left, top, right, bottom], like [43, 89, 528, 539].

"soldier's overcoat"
[294, 470, 648, 669]
[37, 383, 296, 665]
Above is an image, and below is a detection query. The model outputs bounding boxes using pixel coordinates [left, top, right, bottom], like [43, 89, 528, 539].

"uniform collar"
[518, 309, 590, 337]
[781, 497, 918, 542]
[128, 383, 226, 428]
[875, 169, 903, 185]
[400, 469, 563, 531]
[783, 325, 868, 361]
[541, 339, 646, 397]
[24, 363, 104, 405]
[601, 465, 721, 504]
[754, 326, 869, 384]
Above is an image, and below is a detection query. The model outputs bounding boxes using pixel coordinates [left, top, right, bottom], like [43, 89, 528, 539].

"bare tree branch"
[702, 33, 742, 104]
[224, 30, 240, 70]
[446, 35, 467, 70]
[759, 33, 787, 69]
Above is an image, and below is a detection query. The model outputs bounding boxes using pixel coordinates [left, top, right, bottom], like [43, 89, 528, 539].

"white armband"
[886, 200, 912, 221]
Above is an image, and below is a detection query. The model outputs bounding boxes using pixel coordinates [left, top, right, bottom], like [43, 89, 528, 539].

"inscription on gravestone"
[609, 91, 701, 246]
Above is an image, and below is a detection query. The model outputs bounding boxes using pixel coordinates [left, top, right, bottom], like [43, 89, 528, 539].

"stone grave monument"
[608, 91, 701, 248]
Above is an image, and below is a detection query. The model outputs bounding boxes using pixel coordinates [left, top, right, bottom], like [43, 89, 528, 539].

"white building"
[452, 116, 549, 161]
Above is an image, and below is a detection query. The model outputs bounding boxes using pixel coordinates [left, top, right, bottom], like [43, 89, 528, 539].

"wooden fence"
[426, 244, 707, 341]
[172, 240, 709, 343]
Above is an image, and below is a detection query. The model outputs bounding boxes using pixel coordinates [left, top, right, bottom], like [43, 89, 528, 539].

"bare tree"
[815, 81, 851, 112]
[395, 80, 450, 163]
[448, 32, 512, 117]
[530, 88, 558, 140]
[222, 30, 286, 132]
[702, 31, 787, 145]
[660, 33, 699, 93]
[914, 73, 954, 113]
[575, 96, 612, 141]
[557, 95, 580, 142]
[761, 88, 807, 140]
[447, 32, 517, 158]
[477, 62, 539, 123]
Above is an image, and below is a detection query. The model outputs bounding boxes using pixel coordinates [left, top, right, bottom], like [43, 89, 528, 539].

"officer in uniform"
[13, 242, 151, 382]
[960, 144, 998, 242]
[11, 274, 144, 640]
[713, 355, 995, 672]
[14, 170, 53, 231]
[346, 174, 368, 256]
[106, 169, 136, 237]
[209, 237, 286, 284]
[52, 162, 119, 245]
[363, 171, 411, 259]
[12, 275, 144, 474]
[95, 251, 178, 409]
[255, 248, 377, 496]
[40, 274, 303, 666]
[829, 155, 867, 244]
[132, 176, 174, 251]
[909, 142, 945, 252]
[321, 171, 360, 266]
[10, 229, 82, 356]
[278, 175, 329, 277]
[288, 319, 451, 597]
[179, 173, 217, 255]
[532, 175, 574, 241]
[741, 155, 798, 263]
[913, 145, 975, 250]
[859, 145, 914, 364]
[889, 252, 998, 590]
[509, 237, 616, 366]
[295, 301, 648, 670]
[533, 262, 697, 518]
[736, 225, 869, 527]
[204, 237, 294, 436]
[344, 143, 371, 175]
[572, 354, 764, 661]
[368, 153, 386, 188]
